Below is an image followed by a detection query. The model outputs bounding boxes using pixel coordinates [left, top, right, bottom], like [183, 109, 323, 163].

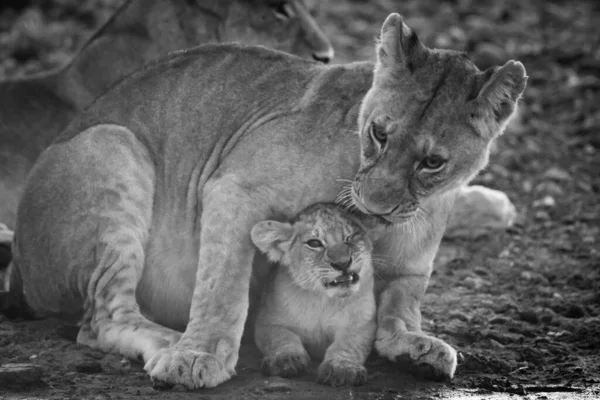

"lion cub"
[250, 204, 376, 387]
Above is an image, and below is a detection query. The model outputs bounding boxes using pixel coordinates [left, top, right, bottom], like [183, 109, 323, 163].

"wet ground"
[1, 0, 599, 399]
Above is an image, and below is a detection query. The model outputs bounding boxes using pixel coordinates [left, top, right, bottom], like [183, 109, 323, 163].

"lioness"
[0, 0, 333, 230]
[251, 204, 375, 387]
[11, 14, 526, 389]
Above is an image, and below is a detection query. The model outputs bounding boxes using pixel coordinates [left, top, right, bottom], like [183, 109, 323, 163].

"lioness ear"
[474, 60, 528, 131]
[376, 13, 427, 72]
[250, 221, 294, 263]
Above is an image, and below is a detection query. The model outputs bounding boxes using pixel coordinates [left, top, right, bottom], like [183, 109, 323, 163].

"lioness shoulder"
[251, 203, 376, 387]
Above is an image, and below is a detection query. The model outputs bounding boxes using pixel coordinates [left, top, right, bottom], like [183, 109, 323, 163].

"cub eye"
[421, 155, 446, 171]
[344, 233, 358, 243]
[370, 122, 387, 145]
[272, 2, 294, 20]
[306, 239, 323, 248]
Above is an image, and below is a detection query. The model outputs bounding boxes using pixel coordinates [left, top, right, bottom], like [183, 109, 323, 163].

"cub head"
[251, 204, 372, 299]
[186, 0, 333, 62]
[351, 13, 527, 223]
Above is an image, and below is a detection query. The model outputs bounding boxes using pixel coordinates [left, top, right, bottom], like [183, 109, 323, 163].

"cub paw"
[144, 348, 232, 389]
[316, 359, 367, 387]
[376, 331, 457, 381]
[261, 351, 310, 378]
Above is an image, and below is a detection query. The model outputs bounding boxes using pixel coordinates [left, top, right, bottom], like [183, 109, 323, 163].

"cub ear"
[376, 13, 427, 72]
[250, 220, 295, 263]
[475, 60, 528, 129]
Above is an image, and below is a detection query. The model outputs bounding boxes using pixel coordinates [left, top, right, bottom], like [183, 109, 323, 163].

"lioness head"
[251, 204, 372, 299]
[222, 0, 334, 62]
[351, 13, 527, 222]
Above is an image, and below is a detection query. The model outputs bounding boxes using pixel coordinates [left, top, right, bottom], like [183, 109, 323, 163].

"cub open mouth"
[325, 272, 359, 288]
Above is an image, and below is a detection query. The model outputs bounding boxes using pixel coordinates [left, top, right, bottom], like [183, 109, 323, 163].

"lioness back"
[0, 0, 333, 230]
[251, 203, 376, 386]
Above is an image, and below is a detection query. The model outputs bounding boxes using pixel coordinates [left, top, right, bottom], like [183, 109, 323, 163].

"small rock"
[489, 316, 510, 325]
[543, 167, 572, 181]
[564, 304, 585, 319]
[535, 181, 564, 197]
[488, 339, 505, 349]
[472, 42, 508, 70]
[449, 310, 471, 322]
[135, 387, 156, 396]
[521, 271, 532, 280]
[75, 360, 103, 374]
[0, 363, 44, 387]
[171, 384, 188, 392]
[540, 314, 553, 324]
[533, 196, 556, 208]
[519, 309, 539, 324]
[463, 276, 491, 290]
[534, 210, 550, 220]
[260, 382, 292, 393]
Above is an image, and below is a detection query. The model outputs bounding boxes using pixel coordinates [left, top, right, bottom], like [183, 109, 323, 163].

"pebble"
[535, 181, 564, 196]
[259, 382, 293, 393]
[463, 276, 491, 290]
[0, 363, 44, 387]
[534, 210, 550, 220]
[75, 360, 103, 374]
[472, 42, 508, 70]
[519, 309, 539, 324]
[564, 304, 585, 319]
[543, 167, 572, 181]
[533, 196, 556, 208]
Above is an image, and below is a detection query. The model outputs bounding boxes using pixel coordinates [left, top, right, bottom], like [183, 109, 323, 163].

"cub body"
[251, 204, 375, 386]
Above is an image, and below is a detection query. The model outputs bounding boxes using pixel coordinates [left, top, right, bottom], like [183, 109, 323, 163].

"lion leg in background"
[13, 125, 180, 360]
[375, 275, 457, 380]
[144, 177, 265, 389]
[446, 185, 517, 238]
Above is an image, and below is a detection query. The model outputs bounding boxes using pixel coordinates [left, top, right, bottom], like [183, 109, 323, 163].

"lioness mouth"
[325, 272, 359, 288]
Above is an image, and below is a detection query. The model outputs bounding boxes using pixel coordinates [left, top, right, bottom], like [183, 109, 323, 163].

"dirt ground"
[1, 0, 599, 399]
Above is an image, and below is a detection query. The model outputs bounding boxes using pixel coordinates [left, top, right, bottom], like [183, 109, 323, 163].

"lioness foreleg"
[375, 275, 457, 380]
[144, 179, 262, 389]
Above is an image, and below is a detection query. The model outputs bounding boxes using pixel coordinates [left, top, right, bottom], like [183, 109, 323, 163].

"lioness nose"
[331, 258, 352, 272]
[312, 48, 334, 64]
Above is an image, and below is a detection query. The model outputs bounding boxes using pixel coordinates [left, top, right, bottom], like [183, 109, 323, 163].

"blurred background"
[0, 0, 598, 396]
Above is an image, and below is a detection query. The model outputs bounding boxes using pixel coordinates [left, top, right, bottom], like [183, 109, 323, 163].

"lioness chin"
[11, 13, 526, 389]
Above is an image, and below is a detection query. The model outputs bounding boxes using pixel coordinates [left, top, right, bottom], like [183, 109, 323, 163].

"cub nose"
[330, 258, 352, 272]
[312, 48, 334, 64]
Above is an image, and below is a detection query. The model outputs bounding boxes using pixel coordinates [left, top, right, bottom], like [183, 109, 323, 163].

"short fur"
[0, 0, 333, 229]
[12, 14, 527, 389]
[251, 204, 376, 387]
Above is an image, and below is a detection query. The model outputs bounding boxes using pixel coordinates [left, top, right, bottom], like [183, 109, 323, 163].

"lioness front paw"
[261, 351, 310, 378]
[144, 348, 232, 390]
[316, 359, 367, 387]
[376, 331, 457, 381]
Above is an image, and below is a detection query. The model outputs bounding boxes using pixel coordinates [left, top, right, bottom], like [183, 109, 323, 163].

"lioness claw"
[317, 359, 368, 387]
[144, 348, 231, 390]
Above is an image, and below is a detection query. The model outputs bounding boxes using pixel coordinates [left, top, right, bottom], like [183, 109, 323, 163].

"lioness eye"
[306, 239, 323, 248]
[370, 122, 387, 145]
[421, 155, 446, 171]
[272, 2, 294, 20]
